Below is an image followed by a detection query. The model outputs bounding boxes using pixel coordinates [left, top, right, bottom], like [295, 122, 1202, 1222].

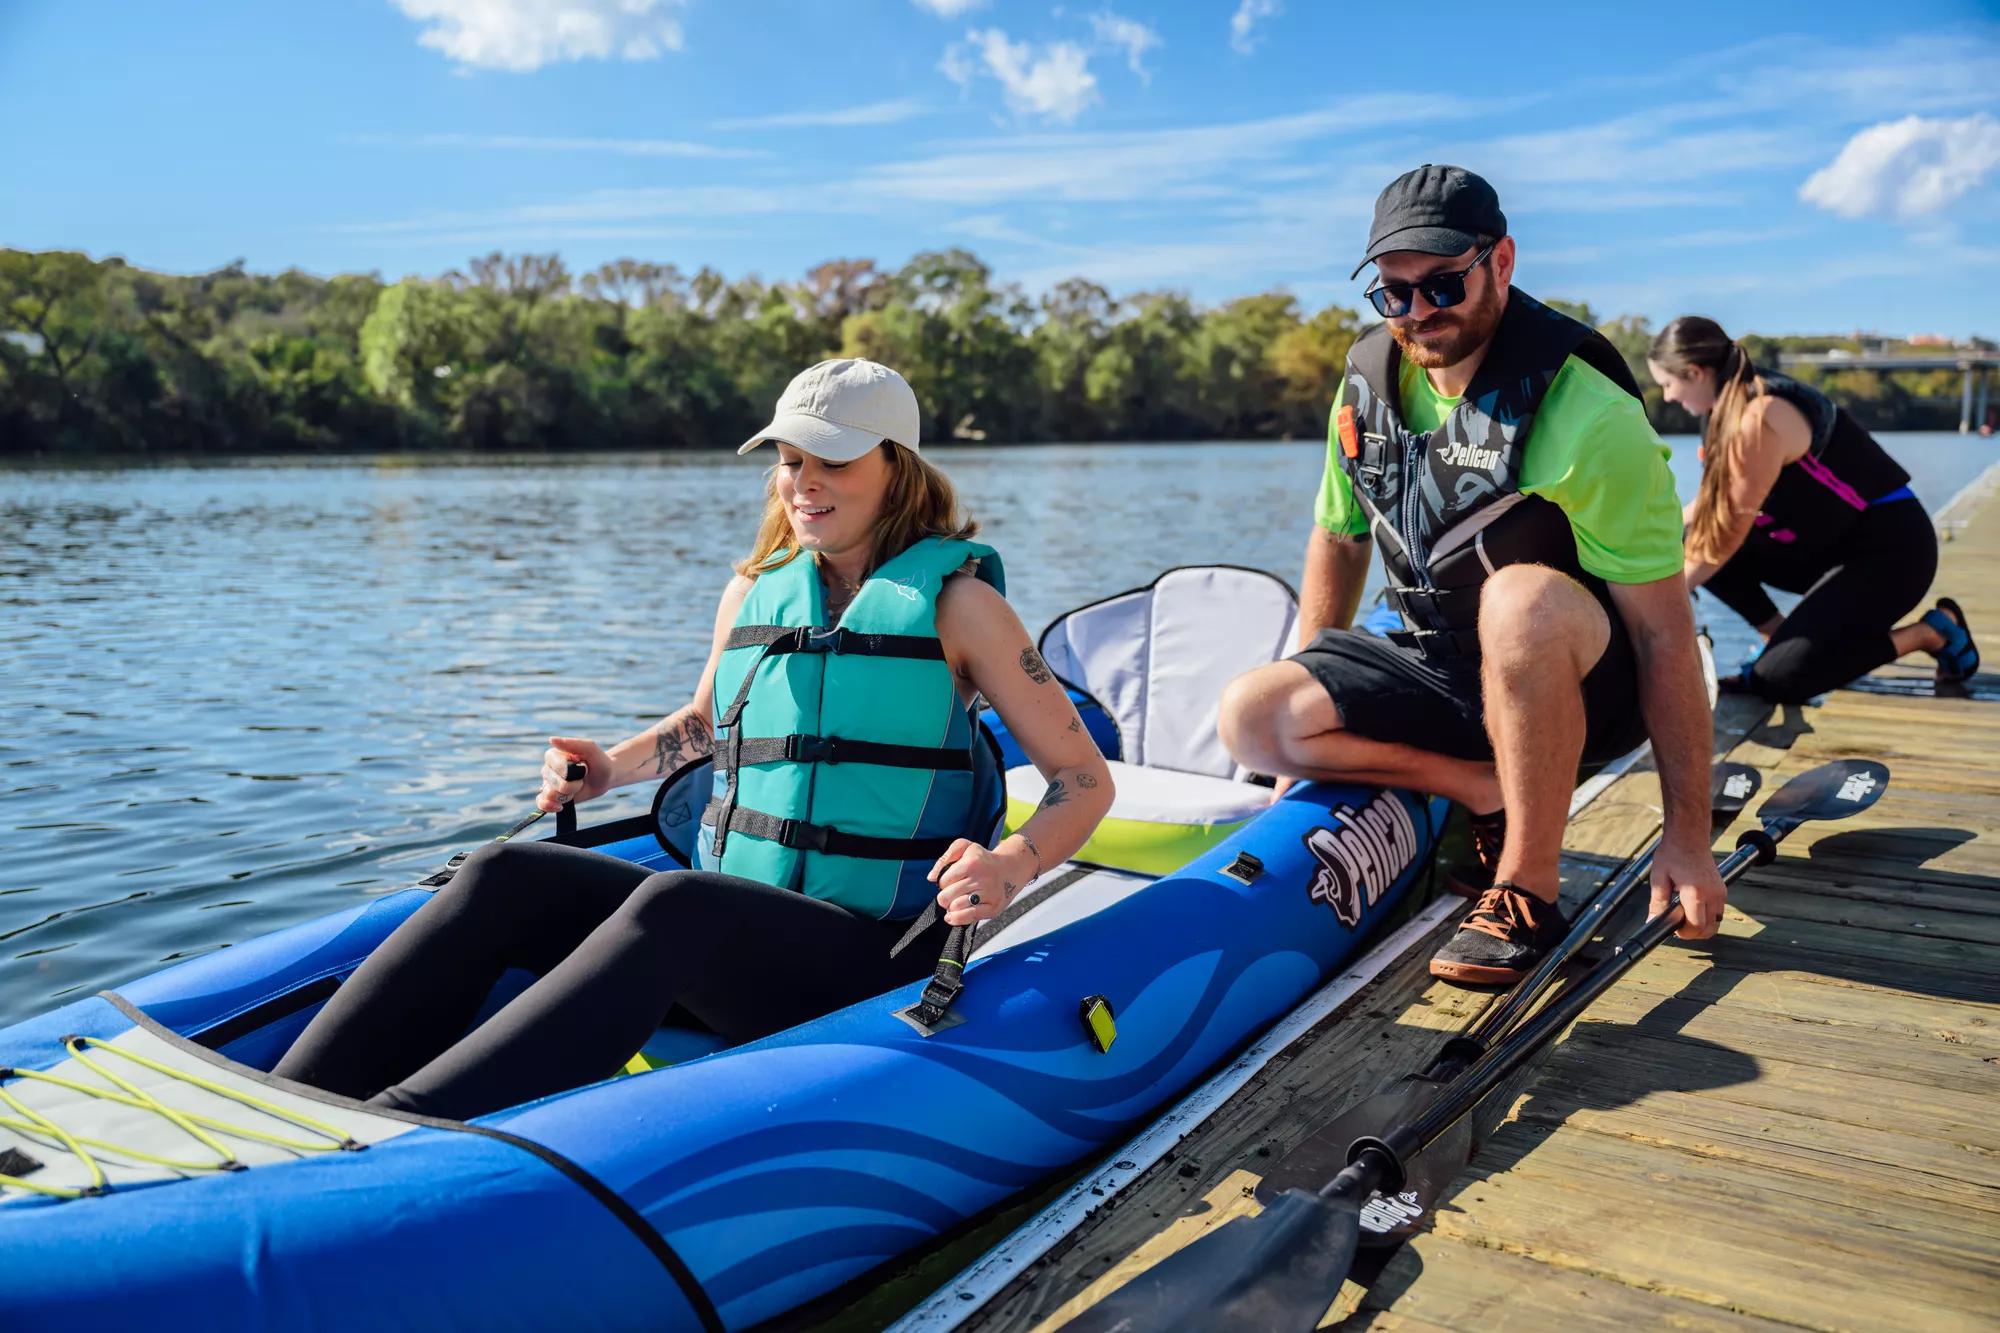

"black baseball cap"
[1350, 164, 1507, 279]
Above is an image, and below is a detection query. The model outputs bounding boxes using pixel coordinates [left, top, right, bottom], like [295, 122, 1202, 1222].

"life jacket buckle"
[778, 818, 832, 852]
[800, 627, 847, 654]
[1357, 432, 1390, 497]
[787, 734, 841, 764]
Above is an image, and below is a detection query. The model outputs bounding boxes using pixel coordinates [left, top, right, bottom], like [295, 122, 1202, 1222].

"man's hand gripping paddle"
[1251, 760, 1761, 1232]
[1065, 758, 1886, 1333]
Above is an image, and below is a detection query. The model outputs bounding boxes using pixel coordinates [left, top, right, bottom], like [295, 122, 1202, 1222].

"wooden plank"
[1564, 985, 2000, 1097]
[1614, 951, 2000, 1056]
[1353, 1237, 1788, 1332]
[1426, 1128, 2000, 1328]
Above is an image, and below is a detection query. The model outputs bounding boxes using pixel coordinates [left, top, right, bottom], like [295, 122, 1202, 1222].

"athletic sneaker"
[1923, 597, 1979, 683]
[1445, 807, 1506, 897]
[1430, 882, 1569, 985]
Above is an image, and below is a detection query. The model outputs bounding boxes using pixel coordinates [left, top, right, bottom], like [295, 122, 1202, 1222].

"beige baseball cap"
[737, 358, 922, 462]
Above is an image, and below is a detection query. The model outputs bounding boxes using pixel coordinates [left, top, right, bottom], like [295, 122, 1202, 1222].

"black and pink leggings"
[1703, 497, 1936, 704]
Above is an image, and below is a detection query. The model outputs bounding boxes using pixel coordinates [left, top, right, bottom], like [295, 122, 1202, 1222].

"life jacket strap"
[702, 800, 961, 861]
[720, 734, 974, 773]
[723, 624, 947, 661]
[1386, 625, 1483, 660]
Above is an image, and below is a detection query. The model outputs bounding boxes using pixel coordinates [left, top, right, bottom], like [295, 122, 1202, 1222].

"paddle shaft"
[1439, 760, 1757, 1070]
[495, 761, 587, 843]
[1339, 822, 1785, 1197]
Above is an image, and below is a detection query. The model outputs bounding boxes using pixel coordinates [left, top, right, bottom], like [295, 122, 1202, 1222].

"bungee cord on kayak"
[1, 1034, 360, 1200]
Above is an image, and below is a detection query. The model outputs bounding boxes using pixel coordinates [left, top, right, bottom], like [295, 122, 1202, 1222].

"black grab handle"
[556, 761, 584, 840]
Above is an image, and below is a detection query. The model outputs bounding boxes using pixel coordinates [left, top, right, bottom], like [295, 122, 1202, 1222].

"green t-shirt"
[1312, 354, 1682, 584]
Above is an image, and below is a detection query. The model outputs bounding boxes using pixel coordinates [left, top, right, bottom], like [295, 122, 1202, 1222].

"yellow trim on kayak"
[1005, 798, 1252, 877]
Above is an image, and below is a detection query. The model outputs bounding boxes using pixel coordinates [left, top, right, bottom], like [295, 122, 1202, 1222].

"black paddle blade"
[1254, 1073, 1472, 1248]
[1757, 758, 1890, 831]
[1065, 1189, 1363, 1333]
[1710, 761, 1761, 819]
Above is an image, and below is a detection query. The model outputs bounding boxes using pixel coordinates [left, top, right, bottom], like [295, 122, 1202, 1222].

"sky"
[3, 0, 1998, 338]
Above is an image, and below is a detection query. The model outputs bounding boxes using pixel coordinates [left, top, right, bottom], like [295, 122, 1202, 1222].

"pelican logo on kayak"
[1723, 773, 1754, 800]
[1437, 439, 1501, 471]
[1837, 772, 1878, 802]
[1303, 794, 1419, 927]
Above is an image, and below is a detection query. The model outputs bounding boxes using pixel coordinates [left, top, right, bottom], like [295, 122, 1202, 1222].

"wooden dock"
[936, 465, 2000, 1333]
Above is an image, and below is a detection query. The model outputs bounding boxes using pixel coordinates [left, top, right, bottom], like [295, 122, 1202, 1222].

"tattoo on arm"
[1003, 880, 1019, 903]
[1019, 648, 1052, 685]
[1066, 717, 1081, 734]
[1075, 771, 1098, 789]
[1038, 778, 1070, 810]
[651, 712, 715, 776]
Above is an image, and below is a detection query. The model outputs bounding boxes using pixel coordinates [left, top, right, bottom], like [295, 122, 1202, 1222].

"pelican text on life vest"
[1436, 439, 1502, 471]
[1302, 794, 1419, 927]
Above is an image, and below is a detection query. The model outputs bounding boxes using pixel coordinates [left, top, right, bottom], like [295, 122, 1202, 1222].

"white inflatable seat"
[1006, 759, 1272, 876]
[1040, 565, 1297, 781]
[1007, 761, 1267, 830]
[1020, 567, 1296, 873]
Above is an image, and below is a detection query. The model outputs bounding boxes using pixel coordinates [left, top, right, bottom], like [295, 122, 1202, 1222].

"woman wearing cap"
[1650, 316, 1977, 701]
[276, 358, 1113, 1120]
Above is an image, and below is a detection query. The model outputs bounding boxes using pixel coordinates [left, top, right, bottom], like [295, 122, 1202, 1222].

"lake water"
[4, 433, 1995, 1024]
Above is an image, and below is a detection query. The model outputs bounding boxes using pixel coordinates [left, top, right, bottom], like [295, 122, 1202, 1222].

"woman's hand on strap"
[539, 737, 613, 812]
[931, 839, 1036, 925]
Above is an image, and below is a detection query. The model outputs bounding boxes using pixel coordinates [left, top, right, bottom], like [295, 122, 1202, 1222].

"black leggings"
[1704, 498, 1937, 704]
[272, 841, 945, 1120]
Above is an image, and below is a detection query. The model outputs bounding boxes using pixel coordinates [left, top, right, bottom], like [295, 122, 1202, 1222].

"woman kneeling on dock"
[276, 358, 1113, 1120]
[1649, 316, 1979, 701]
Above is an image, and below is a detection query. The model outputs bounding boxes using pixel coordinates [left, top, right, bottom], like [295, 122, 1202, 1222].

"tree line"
[0, 247, 1976, 456]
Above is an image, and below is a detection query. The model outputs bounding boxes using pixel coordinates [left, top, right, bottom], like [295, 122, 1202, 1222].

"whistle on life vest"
[1337, 405, 1360, 459]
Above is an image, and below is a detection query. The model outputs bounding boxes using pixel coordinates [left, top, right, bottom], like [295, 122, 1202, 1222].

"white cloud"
[390, 0, 688, 72]
[1089, 10, 1163, 82]
[943, 29, 1099, 124]
[910, 0, 985, 15]
[345, 132, 755, 159]
[864, 96, 1496, 205]
[712, 99, 933, 131]
[1800, 114, 2000, 220]
[1229, 0, 1280, 55]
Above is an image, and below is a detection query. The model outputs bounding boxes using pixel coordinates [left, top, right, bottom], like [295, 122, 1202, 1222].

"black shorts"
[1292, 616, 1647, 766]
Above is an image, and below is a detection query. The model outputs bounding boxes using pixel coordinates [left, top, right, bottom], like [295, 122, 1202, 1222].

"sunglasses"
[1364, 243, 1496, 319]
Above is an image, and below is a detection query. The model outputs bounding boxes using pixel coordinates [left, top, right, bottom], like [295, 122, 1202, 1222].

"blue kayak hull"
[0, 782, 1440, 1330]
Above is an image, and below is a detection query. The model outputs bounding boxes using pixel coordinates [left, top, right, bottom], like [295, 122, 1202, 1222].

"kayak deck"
[941, 469, 2000, 1332]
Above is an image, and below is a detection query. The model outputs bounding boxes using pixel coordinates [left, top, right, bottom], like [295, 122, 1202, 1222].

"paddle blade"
[1756, 759, 1890, 830]
[1065, 1189, 1363, 1333]
[1710, 761, 1761, 819]
[1255, 1074, 1472, 1248]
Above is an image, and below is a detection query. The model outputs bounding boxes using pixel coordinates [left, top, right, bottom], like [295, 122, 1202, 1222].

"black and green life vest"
[700, 536, 1005, 920]
[1335, 289, 1643, 660]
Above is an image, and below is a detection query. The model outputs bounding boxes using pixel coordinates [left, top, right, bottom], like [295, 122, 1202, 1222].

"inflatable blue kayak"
[0, 567, 1444, 1330]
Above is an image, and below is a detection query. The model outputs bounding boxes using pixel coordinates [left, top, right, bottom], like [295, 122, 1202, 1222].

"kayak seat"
[1013, 566, 1298, 874]
[623, 1023, 732, 1074]
[1005, 761, 1272, 875]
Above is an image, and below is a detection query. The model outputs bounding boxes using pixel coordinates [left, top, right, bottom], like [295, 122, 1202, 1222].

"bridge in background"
[1780, 350, 1999, 432]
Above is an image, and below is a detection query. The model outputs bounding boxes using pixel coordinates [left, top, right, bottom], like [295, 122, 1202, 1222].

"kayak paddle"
[1068, 757, 1888, 1333]
[1253, 760, 1759, 1228]
[419, 761, 586, 887]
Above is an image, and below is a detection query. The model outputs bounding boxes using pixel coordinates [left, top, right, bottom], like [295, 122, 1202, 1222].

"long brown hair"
[734, 442, 979, 580]
[1651, 315, 1763, 562]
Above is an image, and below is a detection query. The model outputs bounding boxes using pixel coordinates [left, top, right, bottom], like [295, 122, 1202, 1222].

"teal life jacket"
[700, 536, 1006, 920]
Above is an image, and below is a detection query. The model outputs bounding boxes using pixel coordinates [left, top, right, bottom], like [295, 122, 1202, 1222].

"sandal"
[1921, 597, 1979, 682]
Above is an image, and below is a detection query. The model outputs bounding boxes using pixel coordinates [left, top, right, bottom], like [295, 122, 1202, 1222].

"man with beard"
[1218, 165, 1724, 985]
